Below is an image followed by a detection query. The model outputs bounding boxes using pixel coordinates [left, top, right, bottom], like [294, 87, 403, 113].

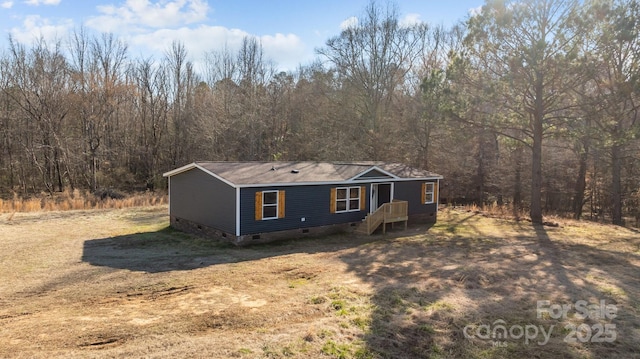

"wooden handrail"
[359, 200, 408, 235]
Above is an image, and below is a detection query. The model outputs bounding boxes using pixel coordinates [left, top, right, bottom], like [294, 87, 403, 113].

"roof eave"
[163, 162, 238, 188]
[162, 162, 197, 177]
[235, 175, 442, 188]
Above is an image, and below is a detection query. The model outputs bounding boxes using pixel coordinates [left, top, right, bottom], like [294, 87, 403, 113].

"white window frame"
[336, 186, 361, 213]
[262, 190, 279, 220]
[424, 182, 435, 204]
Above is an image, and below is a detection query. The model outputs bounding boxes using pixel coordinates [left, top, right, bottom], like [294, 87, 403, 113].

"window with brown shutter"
[433, 181, 439, 204]
[330, 188, 337, 213]
[255, 191, 263, 220]
[333, 186, 363, 213]
[423, 182, 435, 204]
[256, 190, 284, 220]
[278, 190, 285, 218]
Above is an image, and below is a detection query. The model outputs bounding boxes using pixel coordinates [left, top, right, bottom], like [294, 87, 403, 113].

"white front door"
[370, 183, 393, 213]
[370, 184, 379, 214]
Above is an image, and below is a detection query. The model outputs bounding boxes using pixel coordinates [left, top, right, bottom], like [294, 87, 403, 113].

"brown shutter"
[360, 186, 366, 211]
[434, 182, 439, 204]
[255, 191, 263, 220]
[421, 183, 426, 204]
[330, 188, 337, 213]
[278, 190, 286, 218]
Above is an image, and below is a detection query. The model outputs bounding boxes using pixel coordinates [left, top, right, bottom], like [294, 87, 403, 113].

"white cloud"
[86, 0, 208, 33]
[400, 13, 422, 27]
[340, 16, 358, 30]
[1, 1, 13, 8]
[24, 0, 61, 6]
[127, 25, 306, 71]
[10, 14, 73, 44]
[129, 25, 247, 54]
[259, 32, 306, 69]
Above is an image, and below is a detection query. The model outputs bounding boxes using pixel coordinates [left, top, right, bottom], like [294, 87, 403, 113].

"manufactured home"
[163, 161, 442, 245]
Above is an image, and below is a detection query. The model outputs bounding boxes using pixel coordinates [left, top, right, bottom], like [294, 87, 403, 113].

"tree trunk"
[54, 147, 63, 192]
[531, 139, 543, 224]
[7, 138, 15, 190]
[91, 153, 97, 192]
[530, 75, 544, 225]
[611, 143, 623, 225]
[513, 147, 522, 210]
[42, 135, 54, 195]
[476, 130, 486, 206]
[572, 143, 588, 220]
[421, 126, 430, 170]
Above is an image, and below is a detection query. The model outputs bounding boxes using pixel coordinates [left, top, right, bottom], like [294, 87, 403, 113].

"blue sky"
[0, 0, 483, 71]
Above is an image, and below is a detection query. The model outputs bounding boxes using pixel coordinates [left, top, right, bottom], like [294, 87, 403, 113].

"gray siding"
[170, 168, 236, 234]
[393, 180, 438, 215]
[240, 184, 370, 235]
[169, 174, 437, 236]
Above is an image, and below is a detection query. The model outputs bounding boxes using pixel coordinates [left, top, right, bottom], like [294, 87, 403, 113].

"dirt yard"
[1, 206, 639, 358]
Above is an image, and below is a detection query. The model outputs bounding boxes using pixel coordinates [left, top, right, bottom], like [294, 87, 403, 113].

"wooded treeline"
[1, 0, 639, 225]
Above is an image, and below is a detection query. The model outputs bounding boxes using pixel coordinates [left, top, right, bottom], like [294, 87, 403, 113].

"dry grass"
[0, 189, 167, 214]
[0, 206, 639, 358]
[456, 202, 545, 221]
[454, 202, 632, 229]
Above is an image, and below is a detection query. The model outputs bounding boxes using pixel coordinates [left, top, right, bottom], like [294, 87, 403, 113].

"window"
[422, 182, 437, 204]
[255, 190, 285, 220]
[262, 191, 279, 219]
[331, 186, 365, 213]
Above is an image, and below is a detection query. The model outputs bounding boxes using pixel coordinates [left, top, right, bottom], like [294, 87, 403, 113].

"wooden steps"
[355, 200, 408, 235]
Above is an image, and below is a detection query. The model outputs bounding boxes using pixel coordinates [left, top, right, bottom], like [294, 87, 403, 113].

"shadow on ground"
[338, 212, 640, 358]
[81, 211, 640, 358]
[81, 226, 381, 273]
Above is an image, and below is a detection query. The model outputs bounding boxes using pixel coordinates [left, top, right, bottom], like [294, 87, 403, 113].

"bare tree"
[317, 0, 429, 159]
[69, 30, 128, 190]
[2, 37, 74, 193]
[236, 36, 275, 160]
[133, 58, 170, 188]
[165, 40, 199, 167]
